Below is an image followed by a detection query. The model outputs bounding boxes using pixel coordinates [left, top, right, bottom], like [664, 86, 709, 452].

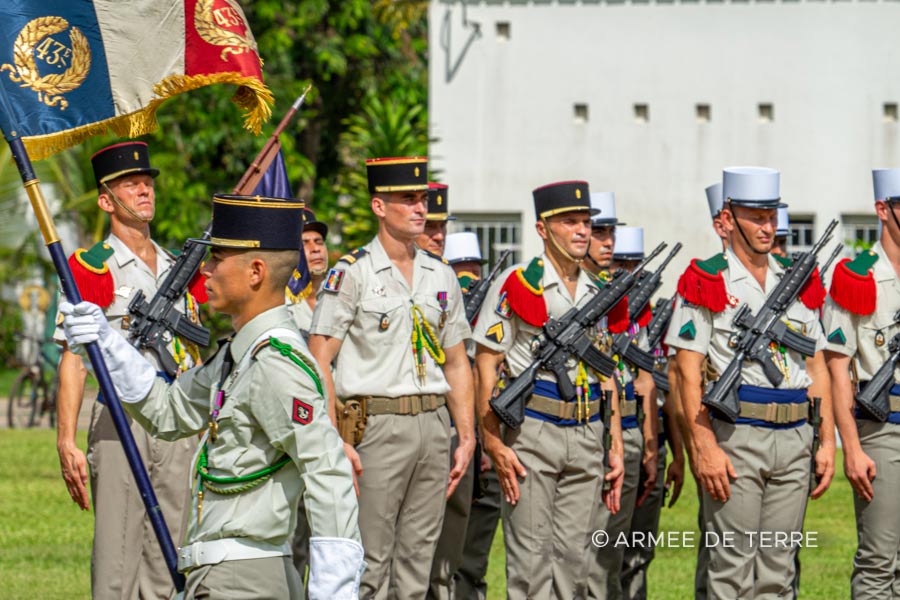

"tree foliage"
[0, 0, 430, 355]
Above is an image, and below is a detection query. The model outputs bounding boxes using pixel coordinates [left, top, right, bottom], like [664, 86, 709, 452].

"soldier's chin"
[310, 267, 328, 277]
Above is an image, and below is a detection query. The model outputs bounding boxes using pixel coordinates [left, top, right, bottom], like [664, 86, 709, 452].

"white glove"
[59, 301, 156, 403]
[308, 537, 366, 599]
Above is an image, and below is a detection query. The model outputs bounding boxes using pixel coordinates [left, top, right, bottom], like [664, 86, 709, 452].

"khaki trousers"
[621, 444, 668, 600]
[588, 427, 643, 600]
[454, 467, 501, 600]
[427, 427, 475, 600]
[703, 420, 811, 599]
[87, 400, 193, 600]
[852, 420, 900, 600]
[184, 556, 303, 599]
[357, 408, 451, 600]
[502, 417, 605, 599]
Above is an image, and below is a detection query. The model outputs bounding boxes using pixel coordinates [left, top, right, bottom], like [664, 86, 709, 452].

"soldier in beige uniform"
[309, 157, 474, 599]
[667, 166, 834, 598]
[474, 181, 624, 598]
[60, 193, 363, 599]
[582, 200, 658, 600]
[287, 208, 330, 335]
[55, 142, 198, 600]
[423, 190, 478, 600]
[823, 168, 900, 599]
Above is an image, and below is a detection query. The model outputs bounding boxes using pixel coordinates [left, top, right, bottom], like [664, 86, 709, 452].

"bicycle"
[7, 335, 59, 429]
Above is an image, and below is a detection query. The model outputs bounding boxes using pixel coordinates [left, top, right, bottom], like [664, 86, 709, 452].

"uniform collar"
[368, 236, 435, 273]
[540, 252, 595, 299]
[872, 240, 897, 283]
[723, 247, 784, 283]
[106, 233, 173, 272]
[229, 305, 291, 363]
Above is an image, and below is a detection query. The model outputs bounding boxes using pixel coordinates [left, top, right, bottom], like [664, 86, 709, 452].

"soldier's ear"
[97, 188, 115, 215]
[535, 219, 548, 241]
[371, 196, 387, 218]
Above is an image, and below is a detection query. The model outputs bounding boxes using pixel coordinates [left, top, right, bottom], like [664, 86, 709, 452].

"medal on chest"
[437, 291, 448, 329]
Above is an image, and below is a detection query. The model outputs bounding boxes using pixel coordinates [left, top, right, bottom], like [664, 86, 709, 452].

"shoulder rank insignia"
[485, 322, 505, 344]
[498, 257, 548, 327]
[676, 252, 729, 313]
[323, 268, 345, 293]
[829, 250, 878, 316]
[338, 247, 368, 265]
[678, 320, 696, 341]
[68, 241, 115, 308]
[827, 328, 846, 345]
[773, 253, 825, 310]
[423, 248, 449, 265]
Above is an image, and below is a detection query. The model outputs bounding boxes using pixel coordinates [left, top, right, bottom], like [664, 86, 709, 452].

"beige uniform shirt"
[665, 248, 825, 390]
[124, 305, 360, 546]
[309, 237, 470, 398]
[822, 241, 900, 381]
[472, 254, 600, 385]
[286, 299, 314, 334]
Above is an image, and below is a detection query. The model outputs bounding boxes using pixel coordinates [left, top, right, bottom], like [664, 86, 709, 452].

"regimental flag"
[255, 148, 312, 303]
[0, 0, 273, 160]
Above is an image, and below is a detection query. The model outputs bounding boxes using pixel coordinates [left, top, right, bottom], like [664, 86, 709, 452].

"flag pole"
[2, 137, 186, 591]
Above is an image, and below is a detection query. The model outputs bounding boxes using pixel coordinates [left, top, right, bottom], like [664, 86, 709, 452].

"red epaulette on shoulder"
[188, 271, 208, 304]
[607, 296, 630, 334]
[635, 302, 653, 329]
[498, 257, 548, 327]
[68, 241, 115, 308]
[798, 267, 826, 310]
[829, 250, 878, 316]
[676, 253, 728, 313]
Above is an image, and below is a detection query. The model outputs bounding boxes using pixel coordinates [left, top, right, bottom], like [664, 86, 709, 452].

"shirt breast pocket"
[359, 297, 407, 335]
[860, 305, 900, 351]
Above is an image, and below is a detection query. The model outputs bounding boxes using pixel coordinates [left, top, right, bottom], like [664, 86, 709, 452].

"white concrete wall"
[429, 0, 900, 288]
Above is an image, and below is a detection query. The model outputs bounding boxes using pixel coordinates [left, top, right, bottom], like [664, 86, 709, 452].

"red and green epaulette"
[676, 252, 728, 313]
[772, 254, 826, 311]
[68, 241, 115, 308]
[829, 249, 878, 316]
[456, 271, 479, 294]
[498, 257, 548, 327]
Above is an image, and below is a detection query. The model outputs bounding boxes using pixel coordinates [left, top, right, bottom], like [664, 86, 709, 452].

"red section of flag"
[184, 0, 264, 79]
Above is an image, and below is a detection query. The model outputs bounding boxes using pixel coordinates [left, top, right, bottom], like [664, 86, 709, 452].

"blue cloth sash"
[732, 385, 808, 429]
[621, 381, 638, 430]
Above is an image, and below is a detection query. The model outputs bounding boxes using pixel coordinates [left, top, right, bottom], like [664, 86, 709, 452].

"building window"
[634, 104, 649, 123]
[496, 22, 510, 41]
[758, 103, 774, 123]
[842, 214, 879, 255]
[574, 103, 589, 123]
[789, 216, 815, 254]
[884, 103, 898, 123]
[450, 214, 522, 267]
[696, 103, 711, 123]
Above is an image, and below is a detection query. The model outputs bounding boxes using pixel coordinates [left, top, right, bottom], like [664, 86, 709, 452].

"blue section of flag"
[254, 148, 311, 298]
[252, 149, 293, 198]
[0, 1, 115, 140]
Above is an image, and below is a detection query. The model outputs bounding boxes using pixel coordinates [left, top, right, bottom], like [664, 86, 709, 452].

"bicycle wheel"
[8, 372, 39, 429]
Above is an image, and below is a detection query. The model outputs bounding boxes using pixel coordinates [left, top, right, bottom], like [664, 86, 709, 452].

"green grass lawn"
[0, 429, 856, 598]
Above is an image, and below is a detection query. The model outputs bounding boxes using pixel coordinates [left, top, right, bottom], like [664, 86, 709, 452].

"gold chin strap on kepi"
[103, 181, 152, 223]
[541, 217, 583, 266]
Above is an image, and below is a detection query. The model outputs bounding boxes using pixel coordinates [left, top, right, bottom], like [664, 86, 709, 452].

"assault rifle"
[489, 243, 666, 429]
[855, 317, 900, 422]
[611, 243, 681, 394]
[128, 88, 311, 376]
[464, 249, 512, 324]
[701, 219, 838, 422]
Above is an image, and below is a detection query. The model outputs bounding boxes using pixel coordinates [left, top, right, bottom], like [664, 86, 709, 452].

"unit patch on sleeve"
[679, 320, 696, 341]
[495, 291, 512, 319]
[827, 328, 846, 346]
[486, 322, 505, 344]
[324, 268, 345, 293]
[293, 398, 314, 425]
